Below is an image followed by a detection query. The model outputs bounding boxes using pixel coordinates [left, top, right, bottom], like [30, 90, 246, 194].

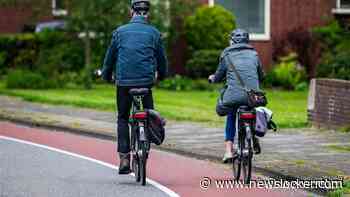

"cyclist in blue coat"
[209, 29, 264, 163]
[101, 0, 168, 174]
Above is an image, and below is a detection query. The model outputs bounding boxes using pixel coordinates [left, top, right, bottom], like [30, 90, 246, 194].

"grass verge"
[328, 180, 350, 197]
[0, 82, 308, 128]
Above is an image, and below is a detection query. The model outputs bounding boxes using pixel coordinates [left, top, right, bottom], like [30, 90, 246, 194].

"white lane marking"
[0, 135, 180, 197]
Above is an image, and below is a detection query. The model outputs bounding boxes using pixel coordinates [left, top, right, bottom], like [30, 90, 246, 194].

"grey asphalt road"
[0, 139, 168, 197]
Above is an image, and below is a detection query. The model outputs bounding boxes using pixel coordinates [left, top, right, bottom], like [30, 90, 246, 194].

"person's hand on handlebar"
[208, 74, 216, 83]
[94, 69, 102, 78]
[94, 68, 114, 83]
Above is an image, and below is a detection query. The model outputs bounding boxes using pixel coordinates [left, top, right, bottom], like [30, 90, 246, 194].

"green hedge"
[0, 31, 85, 75]
[313, 21, 350, 80]
[157, 75, 221, 91]
[0, 34, 39, 72]
[6, 69, 60, 89]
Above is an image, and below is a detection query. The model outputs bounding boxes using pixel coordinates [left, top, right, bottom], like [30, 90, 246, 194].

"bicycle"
[129, 88, 151, 186]
[232, 106, 257, 184]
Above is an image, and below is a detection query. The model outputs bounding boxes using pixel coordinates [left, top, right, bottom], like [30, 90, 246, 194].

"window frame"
[210, 0, 271, 41]
[52, 0, 68, 17]
[333, 0, 350, 14]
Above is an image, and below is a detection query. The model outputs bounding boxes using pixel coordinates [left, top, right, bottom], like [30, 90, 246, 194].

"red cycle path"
[0, 122, 306, 197]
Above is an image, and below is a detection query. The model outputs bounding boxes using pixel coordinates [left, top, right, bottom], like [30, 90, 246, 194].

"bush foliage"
[0, 31, 84, 74]
[185, 50, 221, 78]
[0, 34, 39, 71]
[157, 75, 220, 91]
[6, 69, 61, 89]
[184, 5, 235, 78]
[184, 5, 236, 51]
[264, 53, 307, 90]
[313, 21, 350, 80]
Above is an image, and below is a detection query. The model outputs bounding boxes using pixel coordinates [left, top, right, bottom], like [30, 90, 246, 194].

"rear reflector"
[131, 112, 147, 119]
[240, 113, 256, 119]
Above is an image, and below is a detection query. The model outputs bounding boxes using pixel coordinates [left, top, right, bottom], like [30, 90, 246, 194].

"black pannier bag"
[147, 109, 166, 145]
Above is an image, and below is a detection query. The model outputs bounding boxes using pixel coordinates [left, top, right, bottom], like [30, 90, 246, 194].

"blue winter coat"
[102, 16, 168, 87]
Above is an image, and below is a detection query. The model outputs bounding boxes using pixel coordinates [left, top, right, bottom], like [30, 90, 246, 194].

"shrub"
[317, 52, 350, 80]
[0, 33, 39, 70]
[264, 53, 307, 90]
[36, 30, 85, 75]
[184, 5, 236, 51]
[6, 70, 57, 89]
[0, 51, 6, 74]
[185, 49, 221, 78]
[313, 21, 350, 80]
[0, 31, 85, 77]
[157, 75, 193, 91]
[157, 75, 220, 91]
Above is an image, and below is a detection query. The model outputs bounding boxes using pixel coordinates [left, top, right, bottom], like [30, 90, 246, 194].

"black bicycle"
[129, 88, 151, 186]
[232, 106, 257, 184]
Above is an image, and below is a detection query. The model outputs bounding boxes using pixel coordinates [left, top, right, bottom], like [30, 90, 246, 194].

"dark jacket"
[214, 43, 264, 107]
[102, 16, 168, 87]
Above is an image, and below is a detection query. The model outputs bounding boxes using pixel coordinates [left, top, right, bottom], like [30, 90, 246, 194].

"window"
[333, 0, 350, 14]
[340, 0, 350, 9]
[52, 0, 67, 16]
[214, 0, 270, 40]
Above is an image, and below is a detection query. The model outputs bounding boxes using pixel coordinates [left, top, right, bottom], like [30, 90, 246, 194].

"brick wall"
[0, 5, 53, 34]
[308, 79, 350, 129]
[0, 7, 33, 33]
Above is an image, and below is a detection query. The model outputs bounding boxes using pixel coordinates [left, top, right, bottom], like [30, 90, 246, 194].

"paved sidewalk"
[0, 96, 349, 181]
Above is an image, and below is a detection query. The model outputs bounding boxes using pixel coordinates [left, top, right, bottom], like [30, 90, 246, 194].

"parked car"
[35, 20, 66, 33]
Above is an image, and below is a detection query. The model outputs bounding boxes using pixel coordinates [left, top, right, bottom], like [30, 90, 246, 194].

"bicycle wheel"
[132, 154, 140, 182]
[242, 127, 253, 184]
[131, 126, 141, 182]
[233, 132, 243, 181]
[139, 142, 148, 186]
[232, 156, 241, 181]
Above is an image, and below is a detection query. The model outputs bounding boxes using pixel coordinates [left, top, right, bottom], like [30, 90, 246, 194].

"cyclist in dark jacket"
[101, 0, 168, 174]
[209, 29, 264, 163]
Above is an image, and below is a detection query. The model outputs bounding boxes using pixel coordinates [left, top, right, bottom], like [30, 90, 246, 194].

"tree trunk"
[83, 30, 92, 89]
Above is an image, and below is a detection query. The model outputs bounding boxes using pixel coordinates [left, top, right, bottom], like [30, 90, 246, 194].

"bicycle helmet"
[231, 29, 250, 44]
[147, 109, 166, 145]
[131, 0, 150, 12]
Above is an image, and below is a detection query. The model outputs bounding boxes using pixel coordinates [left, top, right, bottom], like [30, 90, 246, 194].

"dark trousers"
[117, 86, 154, 153]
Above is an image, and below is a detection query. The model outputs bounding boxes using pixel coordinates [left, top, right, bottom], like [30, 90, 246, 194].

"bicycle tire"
[133, 154, 140, 182]
[232, 157, 241, 181]
[131, 126, 141, 182]
[242, 127, 253, 184]
[233, 130, 244, 181]
[242, 149, 252, 184]
[140, 142, 148, 186]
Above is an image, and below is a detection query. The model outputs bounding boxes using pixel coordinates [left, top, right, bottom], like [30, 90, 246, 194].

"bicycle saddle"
[129, 88, 150, 96]
[238, 106, 252, 111]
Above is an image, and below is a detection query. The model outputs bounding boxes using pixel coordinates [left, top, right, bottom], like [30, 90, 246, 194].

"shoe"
[253, 137, 261, 155]
[222, 152, 233, 163]
[118, 153, 131, 175]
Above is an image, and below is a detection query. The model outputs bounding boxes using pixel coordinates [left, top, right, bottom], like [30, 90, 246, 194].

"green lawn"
[0, 83, 308, 128]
